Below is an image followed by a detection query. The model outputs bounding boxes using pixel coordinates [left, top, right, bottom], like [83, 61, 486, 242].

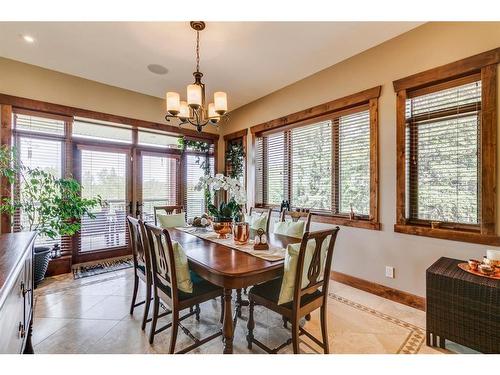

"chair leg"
[169, 310, 179, 354]
[220, 296, 224, 324]
[141, 282, 151, 330]
[149, 294, 160, 344]
[195, 303, 201, 321]
[129, 275, 139, 315]
[320, 305, 329, 354]
[236, 289, 243, 318]
[246, 299, 255, 350]
[282, 316, 288, 328]
[291, 319, 300, 354]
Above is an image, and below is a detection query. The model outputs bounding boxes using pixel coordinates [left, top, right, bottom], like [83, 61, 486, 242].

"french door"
[74, 145, 131, 263]
[136, 150, 181, 222]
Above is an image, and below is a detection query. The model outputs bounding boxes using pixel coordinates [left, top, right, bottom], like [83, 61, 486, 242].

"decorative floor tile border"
[329, 293, 425, 354]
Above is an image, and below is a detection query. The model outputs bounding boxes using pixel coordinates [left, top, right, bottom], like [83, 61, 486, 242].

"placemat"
[175, 226, 286, 261]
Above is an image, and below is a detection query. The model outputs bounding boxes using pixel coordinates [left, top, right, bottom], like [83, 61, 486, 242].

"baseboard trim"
[330, 271, 426, 311]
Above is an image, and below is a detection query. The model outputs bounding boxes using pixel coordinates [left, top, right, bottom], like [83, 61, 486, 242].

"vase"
[212, 220, 233, 239]
[233, 222, 249, 245]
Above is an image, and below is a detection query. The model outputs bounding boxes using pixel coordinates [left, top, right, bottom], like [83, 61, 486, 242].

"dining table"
[168, 227, 301, 354]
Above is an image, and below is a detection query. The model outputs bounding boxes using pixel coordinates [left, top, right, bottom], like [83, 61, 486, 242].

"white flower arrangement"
[195, 173, 247, 205]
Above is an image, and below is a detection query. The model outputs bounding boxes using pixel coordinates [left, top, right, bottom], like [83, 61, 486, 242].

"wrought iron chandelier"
[165, 21, 228, 132]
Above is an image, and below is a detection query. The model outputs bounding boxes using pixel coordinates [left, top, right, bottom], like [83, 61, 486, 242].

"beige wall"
[0, 57, 218, 136]
[220, 22, 500, 297]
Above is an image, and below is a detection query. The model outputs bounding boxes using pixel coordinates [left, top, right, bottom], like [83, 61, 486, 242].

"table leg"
[222, 288, 234, 354]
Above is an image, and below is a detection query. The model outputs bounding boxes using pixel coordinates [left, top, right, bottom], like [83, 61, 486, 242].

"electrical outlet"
[385, 266, 395, 279]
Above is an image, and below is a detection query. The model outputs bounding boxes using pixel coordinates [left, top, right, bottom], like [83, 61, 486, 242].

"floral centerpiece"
[195, 174, 247, 238]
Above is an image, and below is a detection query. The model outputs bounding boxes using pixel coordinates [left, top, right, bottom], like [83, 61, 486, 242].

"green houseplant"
[0, 145, 101, 284]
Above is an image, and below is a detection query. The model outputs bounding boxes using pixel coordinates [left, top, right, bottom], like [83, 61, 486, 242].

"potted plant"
[195, 174, 246, 238]
[0, 145, 101, 286]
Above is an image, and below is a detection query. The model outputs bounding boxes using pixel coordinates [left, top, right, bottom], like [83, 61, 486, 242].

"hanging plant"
[178, 138, 212, 204]
[225, 140, 245, 179]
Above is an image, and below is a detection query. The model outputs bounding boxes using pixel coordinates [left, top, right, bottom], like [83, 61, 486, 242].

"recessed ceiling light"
[22, 35, 36, 43]
[147, 64, 168, 75]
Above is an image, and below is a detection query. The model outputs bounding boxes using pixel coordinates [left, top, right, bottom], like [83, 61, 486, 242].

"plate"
[458, 263, 500, 280]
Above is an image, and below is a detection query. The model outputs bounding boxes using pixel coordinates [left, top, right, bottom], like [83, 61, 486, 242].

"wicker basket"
[34, 246, 51, 287]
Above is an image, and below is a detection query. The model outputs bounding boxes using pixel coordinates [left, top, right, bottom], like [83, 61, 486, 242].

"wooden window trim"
[393, 49, 499, 245]
[0, 93, 220, 141]
[253, 86, 381, 231]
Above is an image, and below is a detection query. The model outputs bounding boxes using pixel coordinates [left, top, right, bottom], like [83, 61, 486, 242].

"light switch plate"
[385, 266, 395, 278]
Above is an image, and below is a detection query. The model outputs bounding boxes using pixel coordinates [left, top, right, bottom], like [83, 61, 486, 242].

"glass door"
[137, 151, 180, 222]
[75, 145, 131, 263]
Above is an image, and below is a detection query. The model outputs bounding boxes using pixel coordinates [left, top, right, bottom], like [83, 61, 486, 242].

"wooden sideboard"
[0, 231, 36, 354]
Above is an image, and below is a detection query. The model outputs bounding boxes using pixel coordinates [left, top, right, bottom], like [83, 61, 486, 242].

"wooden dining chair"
[248, 207, 273, 234]
[153, 205, 184, 226]
[144, 222, 223, 353]
[279, 209, 312, 232]
[246, 227, 340, 354]
[126, 216, 154, 331]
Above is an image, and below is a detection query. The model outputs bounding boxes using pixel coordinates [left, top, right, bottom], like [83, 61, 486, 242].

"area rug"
[72, 257, 133, 279]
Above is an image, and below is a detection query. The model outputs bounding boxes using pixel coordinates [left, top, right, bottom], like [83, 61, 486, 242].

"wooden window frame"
[250, 86, 381, 230]
[393, 48, 500, 245]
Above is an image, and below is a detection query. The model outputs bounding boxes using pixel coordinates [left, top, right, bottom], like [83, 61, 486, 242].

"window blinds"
[79, 149, 128, 252]
[405, 79, 481, 224]
[73, 118, 132, 144]
[185, 153, 215, 219]
[141, 154, 179, 222]
[255, 108, 371, 216]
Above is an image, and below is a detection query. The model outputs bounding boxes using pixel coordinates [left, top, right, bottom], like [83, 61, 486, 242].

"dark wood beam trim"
[392, 47, 500, 92]
[223, 128, 248, 141]
[0, 104, 12, 234]
[394, 224, 500, 246]
[330, 271, 425, 311]
[0, 93, 220, 141]
[395, 90, 407, 226]
[250, 86, 382, 135]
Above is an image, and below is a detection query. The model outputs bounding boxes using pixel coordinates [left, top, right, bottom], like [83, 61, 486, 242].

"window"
[406, 79, 481, 225]
[138, 130, 180, 149]
[73, 118, 132, 143]
[253, 87, 380, 229]
[12, 111, 65, 248]
[393, 49, 499, 245]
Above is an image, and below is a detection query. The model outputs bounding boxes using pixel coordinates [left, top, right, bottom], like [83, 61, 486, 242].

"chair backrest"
[153, 205, 184, 226]
[144, 222, 178, 304]
[292, 227, 340, 311]
[280, 209, 313, 232]
[248, 207, 272, 233]
[126, 215, 151, 279]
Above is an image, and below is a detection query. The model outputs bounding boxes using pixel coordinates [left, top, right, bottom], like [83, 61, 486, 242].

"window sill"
[315, 215, 381, 230]
[394, 223, 500, 246]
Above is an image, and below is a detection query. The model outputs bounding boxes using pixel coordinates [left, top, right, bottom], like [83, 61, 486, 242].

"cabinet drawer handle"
[20, 281, 32, 297]
[18, 322, 25, 338]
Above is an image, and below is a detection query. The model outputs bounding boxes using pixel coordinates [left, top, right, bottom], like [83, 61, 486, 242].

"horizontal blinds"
[15, 136, 63, 248]
[141, 154, 179, 222]
[338, 110, 370, 215]
[79, 149, 128, 252]
[291, 120, 332, 211]
[265, 132, 286, 206]
[14, 113, 65, 136]
[406, 80, 481, 224]
[185, 153, 214, 219]
[255, 137, 264, 205]
[73, 119, 132, 144]
[138, 131, 180, 149]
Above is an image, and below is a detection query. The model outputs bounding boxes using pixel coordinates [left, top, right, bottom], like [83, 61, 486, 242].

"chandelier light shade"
[165, 21, 229, 132]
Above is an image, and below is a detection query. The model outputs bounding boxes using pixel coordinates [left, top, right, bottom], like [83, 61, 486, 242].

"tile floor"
[32, 269, 475, 354]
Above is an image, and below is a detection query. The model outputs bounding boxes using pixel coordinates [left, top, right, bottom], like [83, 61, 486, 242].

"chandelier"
[165, 21, 228, 133]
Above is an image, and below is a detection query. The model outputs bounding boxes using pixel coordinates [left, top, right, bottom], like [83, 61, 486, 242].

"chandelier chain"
[196, 30, 200, 72]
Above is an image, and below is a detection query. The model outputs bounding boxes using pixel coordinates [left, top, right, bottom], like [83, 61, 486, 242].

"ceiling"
[0, 22, 423, 110]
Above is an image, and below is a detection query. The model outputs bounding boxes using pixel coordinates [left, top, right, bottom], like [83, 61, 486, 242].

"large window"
[253, 87, 380, 229]
[393, 49, 499, 245]
[185, 153, 215, 219]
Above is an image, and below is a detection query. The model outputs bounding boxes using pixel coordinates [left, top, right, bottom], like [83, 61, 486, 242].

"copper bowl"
[233, 222, 250, 245]
[212, 221, 232, 239]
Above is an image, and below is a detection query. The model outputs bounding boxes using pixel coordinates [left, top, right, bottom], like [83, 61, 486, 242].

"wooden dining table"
[168, 227, 301, 354]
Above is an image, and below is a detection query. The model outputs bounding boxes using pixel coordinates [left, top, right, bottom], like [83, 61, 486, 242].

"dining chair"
[246, 227, 340, 354]
[279, 209, 312, 232]
[153, 205, 184, 226]
[126, 215, 154, 331]
[144, 222, 224, 353]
